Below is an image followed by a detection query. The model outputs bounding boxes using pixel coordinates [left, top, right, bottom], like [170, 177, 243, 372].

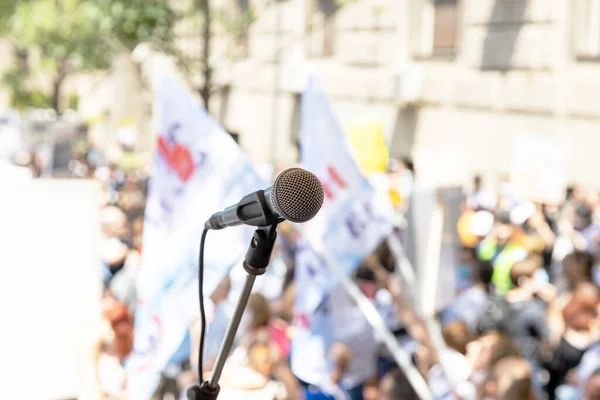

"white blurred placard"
[404, 186, 463, 313]
[512, 133, 570, 204]
[0, 160, 32, 183]
[0, 179, 102, 399]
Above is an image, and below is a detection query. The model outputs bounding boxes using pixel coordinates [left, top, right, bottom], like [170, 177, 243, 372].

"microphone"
[205, 167, 324, 230]
[189, 168, 324, 400]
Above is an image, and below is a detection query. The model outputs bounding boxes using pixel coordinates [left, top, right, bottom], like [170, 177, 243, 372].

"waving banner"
[291, 77, 393, 386]
[126, 77, 266, 399]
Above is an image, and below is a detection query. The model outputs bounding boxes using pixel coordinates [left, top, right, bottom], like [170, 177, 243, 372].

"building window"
[432, 0, 459, 56]
[306, 0, 336, 58]
[573, 0, 600, 59]
[410, 0, 460, 59]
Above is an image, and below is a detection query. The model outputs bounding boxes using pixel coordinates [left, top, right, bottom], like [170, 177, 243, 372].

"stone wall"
[211, 0, 600, 188]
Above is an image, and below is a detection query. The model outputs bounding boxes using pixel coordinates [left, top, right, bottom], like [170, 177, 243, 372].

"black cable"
[197, 227, 209, 382]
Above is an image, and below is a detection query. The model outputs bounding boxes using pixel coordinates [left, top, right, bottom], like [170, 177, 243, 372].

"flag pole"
[386, 233, 417, 303]
[310, 246, 433, 400]
[385, 213, 461, 396]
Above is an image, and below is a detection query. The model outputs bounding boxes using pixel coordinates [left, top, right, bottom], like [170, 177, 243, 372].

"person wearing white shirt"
[466, 175, 497, 211]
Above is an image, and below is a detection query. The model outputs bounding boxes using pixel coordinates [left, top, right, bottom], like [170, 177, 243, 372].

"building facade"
[205, 0, 600, 194]
[4, 0, 599, 193]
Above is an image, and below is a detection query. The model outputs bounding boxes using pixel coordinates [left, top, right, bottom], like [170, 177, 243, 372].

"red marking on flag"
[327, 165, 347, 188]
[320, 166, 346, 200]
[322, 182, 333, 199]
[157, 136, 195, 182]
[294, 313, 310, 330]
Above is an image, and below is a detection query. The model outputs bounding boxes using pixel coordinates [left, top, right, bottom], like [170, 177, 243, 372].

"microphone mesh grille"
[272, 168, 324, 223]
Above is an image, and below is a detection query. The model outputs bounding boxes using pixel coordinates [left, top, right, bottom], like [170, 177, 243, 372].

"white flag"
[291, 77, 393, 385]
[126, 77, 267, 400]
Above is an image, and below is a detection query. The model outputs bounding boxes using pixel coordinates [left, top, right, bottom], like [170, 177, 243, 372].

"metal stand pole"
[187, 225, 278, 400]
[209, 273, 256, 387]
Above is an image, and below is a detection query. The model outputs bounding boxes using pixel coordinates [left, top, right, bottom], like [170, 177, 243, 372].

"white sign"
[0, 180, 102, 400]
[512, 132, 569, 204]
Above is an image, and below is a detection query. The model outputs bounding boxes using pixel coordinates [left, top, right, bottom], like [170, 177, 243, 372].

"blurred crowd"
[15, 135, 600, 400]
[434, 175, 600, 400]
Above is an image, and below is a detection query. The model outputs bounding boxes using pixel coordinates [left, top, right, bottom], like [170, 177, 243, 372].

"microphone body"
[205, 188, 280, 230]
[205, 168, 324, 230]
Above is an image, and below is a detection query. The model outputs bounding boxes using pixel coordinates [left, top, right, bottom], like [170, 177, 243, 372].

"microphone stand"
[187, 224, 279, 400]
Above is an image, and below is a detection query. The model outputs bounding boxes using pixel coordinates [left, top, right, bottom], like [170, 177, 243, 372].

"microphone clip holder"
[187, 224, 279, 400]
[243, 224, 278, 276]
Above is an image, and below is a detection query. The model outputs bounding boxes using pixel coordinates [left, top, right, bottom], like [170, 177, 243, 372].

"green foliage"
[1, 67, 52, 110]
[333, 0, 356, 9]
[94, 0, 178, 52]
[217, 5, 257, 41]
[68, 93, 79, 110]
[0, 0, 177, 112]
[5, 0, 113, 72]
[0, 0, 262, 112]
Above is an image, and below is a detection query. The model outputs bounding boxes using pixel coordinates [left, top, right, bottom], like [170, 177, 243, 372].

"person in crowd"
[296, 263, 399, 400]
[498, 259, 550, 365]
[458, 208, 495, 252]
[574, 204, 600, 253]
[442, 321, 474, 357]
[441, 259, 493, 331]
[118, 174, 147, 220]
[214, 293, 301, 399]
[386, 158, 414, 216]
[562, 251, 596, 291]
[381, 263, 480, 399]
[553, 204, 598, 267]
[497, 174, 523, 211]
[87, 299, 135, 400]
[216, 292, 272, 371]
[457, 207, 478, 250]
[546, 282, 600, 399]
[378, 368, 419, 400]
[478, 210, 528, 295]
[330, 342, 354, 387]
[415, 329, 521, 399]
[520, 204, 556, 272]
[466, 174, 497, 211]
[577, 345, 600, 397]
[552, 205, 580, 279]
[548, 251, 596, 344]
[485, 356, 534, 400]
[426, 321, 477, 399]
[324, 267, 397, 400]
[584, 369, 600, 400]
[457, 236, 478, 282]
[101, 205, 130, 240]
[215, 337, 293, 399]
[107, 267, 137, 313]
[466, 331, 522, 384]
[131, 215, 144, 253]
[101, 235, 130, 286]
[17, 149, 43, 177]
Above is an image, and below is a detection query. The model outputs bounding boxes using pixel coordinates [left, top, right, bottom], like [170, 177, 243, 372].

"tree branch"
[199, 0, 212, 111]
